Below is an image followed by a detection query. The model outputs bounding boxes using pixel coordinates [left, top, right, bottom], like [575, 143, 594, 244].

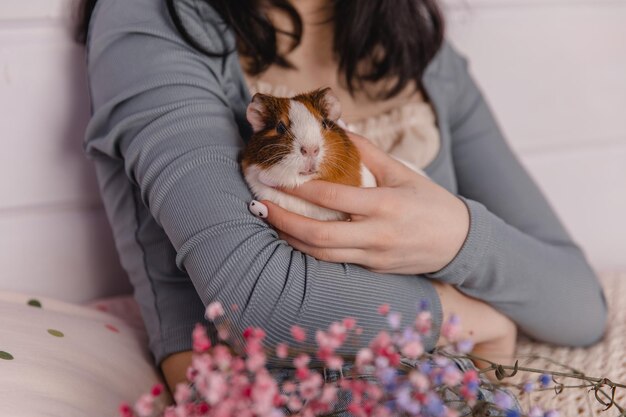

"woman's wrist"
[429, 195, 471, 274]
[431, 281, 516, 349]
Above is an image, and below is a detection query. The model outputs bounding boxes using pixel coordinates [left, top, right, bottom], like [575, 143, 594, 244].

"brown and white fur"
[241, 88, 376, 221]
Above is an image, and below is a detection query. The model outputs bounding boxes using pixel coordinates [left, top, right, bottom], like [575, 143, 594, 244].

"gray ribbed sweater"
[84, 0, 607, 366]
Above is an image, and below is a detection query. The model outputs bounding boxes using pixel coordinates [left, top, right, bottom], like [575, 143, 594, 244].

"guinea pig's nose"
[300, 145, 320, 156]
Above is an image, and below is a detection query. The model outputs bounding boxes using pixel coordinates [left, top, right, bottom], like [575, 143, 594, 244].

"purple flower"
[456, 339, 474, 354]
[425, 393, 446, 417]
[387, 312, 402, 330]
[539, 374, 551, 388]
[419, 362, 432, 375]
[528, 406, 544, 417]
[495, 391, 514, 410]
[377, 367, 398, 387]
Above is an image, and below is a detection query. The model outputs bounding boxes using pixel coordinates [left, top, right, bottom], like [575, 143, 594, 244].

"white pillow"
[0, 291, 168, 417]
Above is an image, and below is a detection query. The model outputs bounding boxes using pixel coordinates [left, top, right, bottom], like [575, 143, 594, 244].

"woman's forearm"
[429, 46, 608, 348]
[428, 199, 607, 347]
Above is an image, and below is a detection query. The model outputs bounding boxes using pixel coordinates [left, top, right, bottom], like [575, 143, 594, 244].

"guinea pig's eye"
[321, 119, 330, 129]
[276, 121, 287, 135]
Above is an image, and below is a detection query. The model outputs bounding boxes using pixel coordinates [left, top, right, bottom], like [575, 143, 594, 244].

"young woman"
[79, 0, 607, 406]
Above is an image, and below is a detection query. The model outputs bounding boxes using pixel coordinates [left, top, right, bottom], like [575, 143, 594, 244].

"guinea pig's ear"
[247, 93, 268, 133]
[318, 87, 342, 121]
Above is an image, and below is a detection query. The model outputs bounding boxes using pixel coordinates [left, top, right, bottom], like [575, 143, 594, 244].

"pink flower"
[291, 325, 307, 342]
[409, 370, 430, 392]
[296, 367, 310, 380]
[442, 314, 462, 342]
[163, 408, 178, 417]
[251, 371, 279, 415]
[326, 355, 344, 370]
[356, 348, 374, 367]
[246, 351, 266, 372]
[195, 402, 210, 415]
[203, 373, 228, 405]
[174, 383, 193, 404]
[378, 304, 390, 315]
[400, 340, 424, 359]
[134, 393, 154, 417]
[299, 372, 323, 400]
[415, 311, 432, 334]
[320, 385, 338, 405]
[206, 301, 225, 320]
[348, 403, 364, 416]
[192, 323, 211, 353]
[343, 317, 356, 330]
[212, 345, 233, 371]
[442, 366, 462, 387]
[282, 381, 297, 394]
[387, 312, 402, 330]
[191, 354, 213, 378]
[293, 353, 310, 369]
[118, 402, 134, 417]
[287, 396, 303, 412]
[231, 357, 246, 373]
[150, 383, 164, 397]
[329, 322, 347, 340]
[276, 343, 289, 358]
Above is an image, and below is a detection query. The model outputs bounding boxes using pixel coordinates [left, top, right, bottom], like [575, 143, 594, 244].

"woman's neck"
[267, 0, 335, 71]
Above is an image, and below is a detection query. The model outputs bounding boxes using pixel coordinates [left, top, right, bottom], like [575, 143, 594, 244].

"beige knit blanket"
[512, 271, 625, 416]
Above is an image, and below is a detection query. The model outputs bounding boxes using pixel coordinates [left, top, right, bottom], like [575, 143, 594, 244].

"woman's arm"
[262, 46, 608, 348]
[84, 0, 443, 364]
[431, 49, 608, 347]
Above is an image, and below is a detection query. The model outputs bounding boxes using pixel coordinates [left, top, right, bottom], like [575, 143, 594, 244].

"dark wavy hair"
[77, 0, 444, 99]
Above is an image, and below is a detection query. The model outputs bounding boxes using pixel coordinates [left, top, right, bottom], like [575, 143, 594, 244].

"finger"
[346, 132, 414, 186]
[263, 200, 370, 249]
[277, 180, 378, 216]
[278, 230, 366, 265]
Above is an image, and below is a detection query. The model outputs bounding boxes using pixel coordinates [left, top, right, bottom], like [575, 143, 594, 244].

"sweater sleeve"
[425, 48, 607, 347]
[84, 0, 442, 364]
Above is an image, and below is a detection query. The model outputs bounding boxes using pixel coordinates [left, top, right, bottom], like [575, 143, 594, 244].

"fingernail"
[249, 200, 268, 218]
[337, 118, 348, 130]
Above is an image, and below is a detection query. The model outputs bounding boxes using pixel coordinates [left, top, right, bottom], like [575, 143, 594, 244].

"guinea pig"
[241, 87, 376, 221]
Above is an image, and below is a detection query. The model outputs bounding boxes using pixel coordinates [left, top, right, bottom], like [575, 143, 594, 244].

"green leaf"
[47, 329, 64, 338]
[27, 299, 42, 308]
[0, 351, 14, 360]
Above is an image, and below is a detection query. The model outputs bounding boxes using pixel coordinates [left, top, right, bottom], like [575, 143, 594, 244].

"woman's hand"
[259, 132, 470, 275]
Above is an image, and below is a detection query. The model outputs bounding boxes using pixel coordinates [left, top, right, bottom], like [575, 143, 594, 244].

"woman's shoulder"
[425, 40, 471, 85]
[422, 40, 479, 125]
[88, 0, 233, 53]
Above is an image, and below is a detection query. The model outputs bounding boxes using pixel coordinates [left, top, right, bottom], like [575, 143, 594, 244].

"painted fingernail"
[249, 200, 268, 218]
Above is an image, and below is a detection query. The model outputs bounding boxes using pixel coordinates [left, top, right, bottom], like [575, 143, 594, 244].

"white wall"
[0, 0, 624, 303]
[0, 0, 130, 302]
[444, 0, 626, 271]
